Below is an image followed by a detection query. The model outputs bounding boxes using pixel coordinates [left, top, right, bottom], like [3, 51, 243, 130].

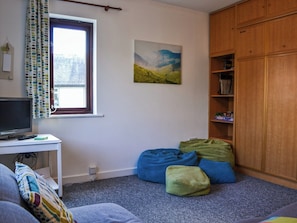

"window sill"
[49, 113, 104, 119]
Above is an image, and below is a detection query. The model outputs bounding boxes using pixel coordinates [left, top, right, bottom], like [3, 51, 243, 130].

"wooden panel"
[235, 58, 265, 170]
[267, 0, 297, 17]
[210, 7, 235, 55]
[236, 166, 297, 190]
[236, 23, 265, 59]
[236, 0, 266, 26]
[266, 14, 297, 54]
[265, 54, 297, 180]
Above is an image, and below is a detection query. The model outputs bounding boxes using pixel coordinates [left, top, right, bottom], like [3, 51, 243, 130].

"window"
[50, 16, 94, 115]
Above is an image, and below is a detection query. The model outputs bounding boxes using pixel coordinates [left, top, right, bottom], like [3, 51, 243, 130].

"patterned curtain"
[25, 0, 50, 119]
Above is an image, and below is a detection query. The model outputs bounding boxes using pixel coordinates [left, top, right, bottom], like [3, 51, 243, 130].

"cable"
[14, 152, 38, 169]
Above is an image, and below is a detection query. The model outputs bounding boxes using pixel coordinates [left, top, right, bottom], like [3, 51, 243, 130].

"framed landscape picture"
[134, 40, 182, 84]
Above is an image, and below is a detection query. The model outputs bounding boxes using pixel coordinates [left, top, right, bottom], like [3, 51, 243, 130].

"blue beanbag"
[137, 148, 198, 184]
[198, 158, 236, 184]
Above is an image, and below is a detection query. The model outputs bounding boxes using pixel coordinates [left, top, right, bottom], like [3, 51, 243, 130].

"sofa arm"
[70, 203, 143, 223]
[267, 202, 297, 218]
[0, 201, 39, 223]
[235, 202, 297, 223]
[235, 217, 266, 223]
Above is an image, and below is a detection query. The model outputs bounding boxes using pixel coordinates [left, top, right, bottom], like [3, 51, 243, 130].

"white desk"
[0, 134, 63, 197]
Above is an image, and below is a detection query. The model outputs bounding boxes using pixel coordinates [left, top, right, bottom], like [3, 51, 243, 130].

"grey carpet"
[63, 173, 297, 223]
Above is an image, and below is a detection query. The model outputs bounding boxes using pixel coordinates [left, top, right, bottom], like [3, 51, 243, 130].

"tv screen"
[0, 97, 32, 138]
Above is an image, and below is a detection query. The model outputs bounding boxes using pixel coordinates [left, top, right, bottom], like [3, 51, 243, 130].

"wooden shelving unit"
[208, 54, 234, 144]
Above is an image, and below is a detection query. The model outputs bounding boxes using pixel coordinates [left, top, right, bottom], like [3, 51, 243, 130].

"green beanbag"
[179, 138, 235, 167]
[165, 165, 210, 196]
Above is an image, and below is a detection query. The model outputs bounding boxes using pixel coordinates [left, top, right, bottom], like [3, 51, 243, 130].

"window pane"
[53, 27, 86, 108]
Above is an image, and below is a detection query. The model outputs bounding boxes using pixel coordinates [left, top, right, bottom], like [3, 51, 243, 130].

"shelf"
[210, 136, 233, 144]
[35, 166, 59, 191]
[211, 94, 234, 98]
[210, 119, 233, 124]
[45, 177, 59, 191]
[211, 68, 234, 74]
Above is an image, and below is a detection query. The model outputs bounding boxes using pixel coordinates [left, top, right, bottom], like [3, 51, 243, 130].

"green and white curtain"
[25, 0, 50, 119]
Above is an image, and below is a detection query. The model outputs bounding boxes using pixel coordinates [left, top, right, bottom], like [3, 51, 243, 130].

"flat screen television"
[0, 97, 32, 139]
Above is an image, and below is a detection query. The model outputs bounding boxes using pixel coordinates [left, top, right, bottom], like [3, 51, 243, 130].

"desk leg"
[57, 143, 63, 197]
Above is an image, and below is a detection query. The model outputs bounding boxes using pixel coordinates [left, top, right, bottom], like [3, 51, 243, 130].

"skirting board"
[236, 166, 297, 190]
[62, 167, 138, 185]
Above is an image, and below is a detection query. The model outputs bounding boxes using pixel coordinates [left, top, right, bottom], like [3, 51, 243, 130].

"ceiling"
[153, 0, 241, 13]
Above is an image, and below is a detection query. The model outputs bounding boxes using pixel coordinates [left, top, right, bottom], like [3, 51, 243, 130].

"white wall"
[0, 0, 209, 184]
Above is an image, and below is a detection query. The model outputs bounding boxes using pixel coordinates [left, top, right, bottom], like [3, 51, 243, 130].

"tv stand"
[0, 134, 63, 197]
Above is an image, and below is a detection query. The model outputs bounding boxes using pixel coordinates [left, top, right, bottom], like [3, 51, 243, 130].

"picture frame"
[134, 40, 182, 84]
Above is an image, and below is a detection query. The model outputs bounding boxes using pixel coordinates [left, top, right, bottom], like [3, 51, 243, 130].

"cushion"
[260, 217, 297, 222]
[165, 165, 210, 196]
[15, 162, 74, 223]
[137, 148, 198, 184]
[179, 138, 235, 167]
[198, 158, 236, 184]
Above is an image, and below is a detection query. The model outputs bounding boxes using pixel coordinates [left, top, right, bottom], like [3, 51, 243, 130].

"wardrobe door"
[210, 7, 235, 55]
[265, 54, 297, 180]
[237, 0, 266, 26]
[235, 58, 265, 170]
[236, 23, 265, 59]
[267, 0, 297, 17]
[266, 14, 297, 54]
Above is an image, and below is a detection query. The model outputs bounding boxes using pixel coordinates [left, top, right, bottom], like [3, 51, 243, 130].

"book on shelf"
[219, 73, 233, 95]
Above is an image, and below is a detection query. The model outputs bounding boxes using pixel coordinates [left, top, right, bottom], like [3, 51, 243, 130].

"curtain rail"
[58, 0, 122, 11]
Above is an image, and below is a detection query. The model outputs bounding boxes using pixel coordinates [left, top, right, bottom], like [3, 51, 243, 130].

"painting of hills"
[134, 40, 182, 84]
